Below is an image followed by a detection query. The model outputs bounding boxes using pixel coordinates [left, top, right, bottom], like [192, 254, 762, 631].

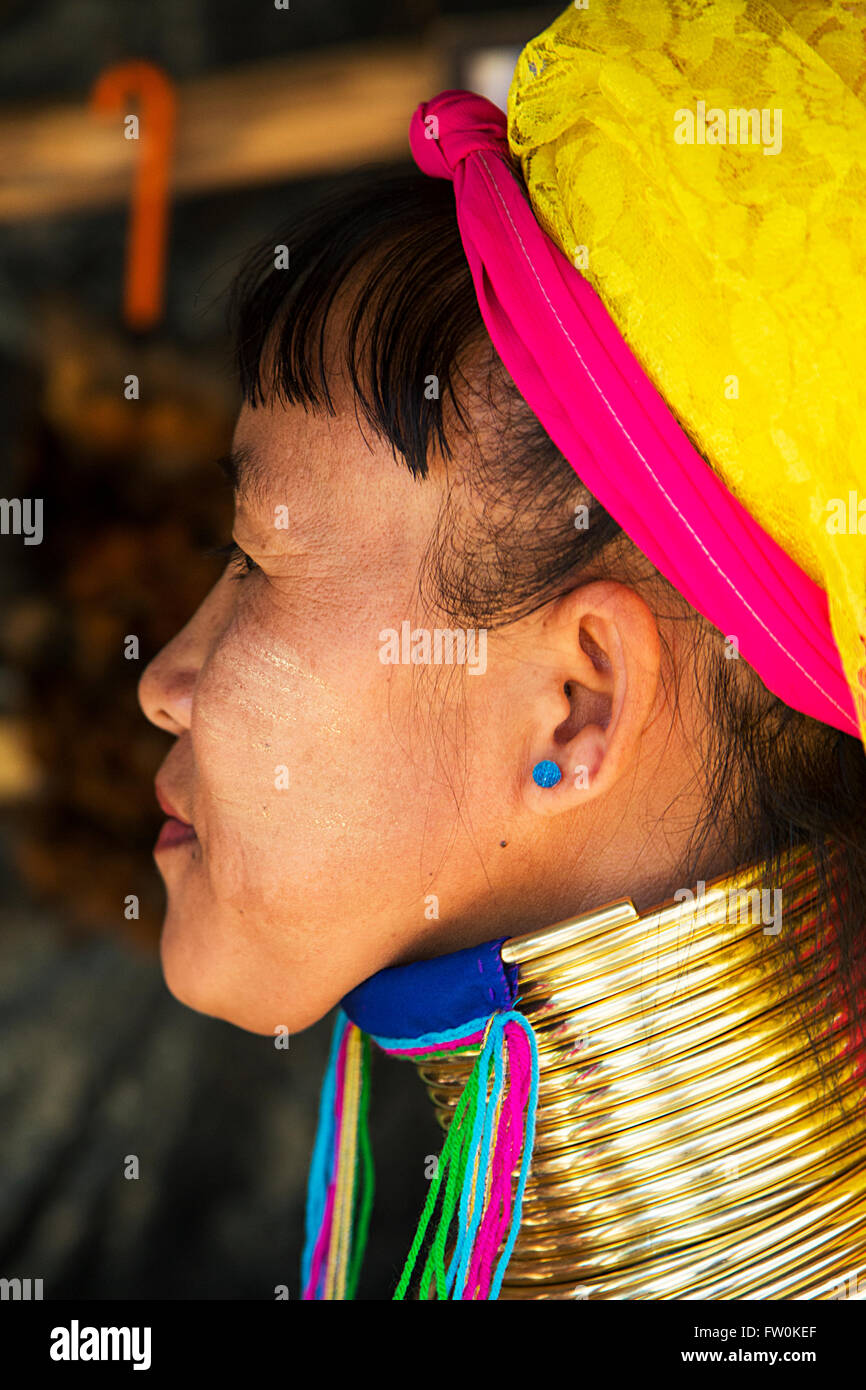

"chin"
[158, 920, 339, 1037]
[158, 921, 221, 1021]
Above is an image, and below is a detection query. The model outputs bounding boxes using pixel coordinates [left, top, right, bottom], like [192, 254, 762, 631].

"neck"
[410, 844, 866, 1299]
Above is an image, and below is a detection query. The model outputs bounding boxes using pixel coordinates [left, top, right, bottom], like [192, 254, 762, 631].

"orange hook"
[90, 61, 176, 331]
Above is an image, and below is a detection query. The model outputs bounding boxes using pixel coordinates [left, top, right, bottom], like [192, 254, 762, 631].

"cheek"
[187, 620, 343, 898]
[185, 607, 445, 912]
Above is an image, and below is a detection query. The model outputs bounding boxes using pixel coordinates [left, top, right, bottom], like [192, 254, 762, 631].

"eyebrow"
[215, 445, 270, 506]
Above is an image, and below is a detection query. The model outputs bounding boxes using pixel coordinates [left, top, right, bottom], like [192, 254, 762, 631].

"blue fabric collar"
[340, 935, 519, 1040]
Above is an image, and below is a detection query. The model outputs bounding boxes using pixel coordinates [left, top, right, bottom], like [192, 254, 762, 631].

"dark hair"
[230, 166, 866, 1088]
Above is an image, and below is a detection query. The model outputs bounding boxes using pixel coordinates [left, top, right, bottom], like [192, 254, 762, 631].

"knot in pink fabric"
[409, 89, 508, 179]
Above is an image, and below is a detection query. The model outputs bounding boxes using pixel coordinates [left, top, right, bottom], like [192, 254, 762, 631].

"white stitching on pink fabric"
[476, 150, 849, 723]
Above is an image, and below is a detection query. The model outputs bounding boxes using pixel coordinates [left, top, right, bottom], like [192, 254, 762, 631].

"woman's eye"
[207, 541, 259, 580]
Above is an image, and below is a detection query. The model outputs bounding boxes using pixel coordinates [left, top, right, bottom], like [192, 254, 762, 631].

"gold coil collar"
[414, 848, 866, 1299]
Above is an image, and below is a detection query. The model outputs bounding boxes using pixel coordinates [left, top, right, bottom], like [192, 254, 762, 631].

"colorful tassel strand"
[393, 1010, 539, 1301]
[301, 1010, 374, 1300]
[346, 1036, 374, 1299]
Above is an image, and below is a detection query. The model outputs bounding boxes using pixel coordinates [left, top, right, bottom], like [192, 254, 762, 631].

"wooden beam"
[0, 41, 447, 221]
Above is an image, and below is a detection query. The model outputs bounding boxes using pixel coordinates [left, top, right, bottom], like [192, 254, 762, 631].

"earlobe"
[526, 721, 609, 816]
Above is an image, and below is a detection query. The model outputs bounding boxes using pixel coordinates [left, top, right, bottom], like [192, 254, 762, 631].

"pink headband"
[409, 90, 859, 740]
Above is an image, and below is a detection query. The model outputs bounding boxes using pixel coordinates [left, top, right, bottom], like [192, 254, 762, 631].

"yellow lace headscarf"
[508, 0, 866, 747]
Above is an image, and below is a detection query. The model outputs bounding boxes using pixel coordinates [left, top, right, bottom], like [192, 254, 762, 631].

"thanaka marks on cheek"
[194, 639, 345, 746]
[250, 641, 341, 702]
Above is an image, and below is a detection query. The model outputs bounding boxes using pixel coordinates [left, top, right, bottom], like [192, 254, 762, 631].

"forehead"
[229, 395, 365, 508]
[227, 396, 446, 552]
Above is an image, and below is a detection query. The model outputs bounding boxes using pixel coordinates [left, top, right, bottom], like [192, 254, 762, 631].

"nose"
[138, 577, 230, 736]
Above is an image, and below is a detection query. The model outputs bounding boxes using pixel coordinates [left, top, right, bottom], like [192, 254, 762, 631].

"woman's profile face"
[138, 304, 688, 1039]
[138, 386, 540, 1037]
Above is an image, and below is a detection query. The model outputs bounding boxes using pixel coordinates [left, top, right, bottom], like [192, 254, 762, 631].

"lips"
[154, 781, 197, 851]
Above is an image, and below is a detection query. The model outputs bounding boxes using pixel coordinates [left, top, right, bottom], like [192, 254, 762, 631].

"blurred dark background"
[0, 0, 558, 1299]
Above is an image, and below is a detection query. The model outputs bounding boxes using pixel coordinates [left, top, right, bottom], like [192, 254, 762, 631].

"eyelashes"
[207, 540, 259, 580]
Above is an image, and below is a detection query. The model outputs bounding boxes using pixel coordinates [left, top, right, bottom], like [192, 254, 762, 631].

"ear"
[519, 580, 662, 817]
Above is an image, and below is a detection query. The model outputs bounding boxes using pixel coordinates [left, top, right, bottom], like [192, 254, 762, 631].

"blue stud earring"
[532, 759, 562, 788]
